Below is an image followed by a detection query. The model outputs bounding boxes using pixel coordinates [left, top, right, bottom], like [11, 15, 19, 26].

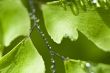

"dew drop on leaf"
[79, 0, 87, 11]
[86, 63, 91, 68]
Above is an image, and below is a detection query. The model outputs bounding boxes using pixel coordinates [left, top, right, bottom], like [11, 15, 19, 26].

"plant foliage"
[0, 0, 110, 73]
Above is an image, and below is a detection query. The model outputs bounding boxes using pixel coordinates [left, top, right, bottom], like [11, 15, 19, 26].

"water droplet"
[36, 19, 40, 23]
[29, 13, 32, 16]
[92, 0, 98, 3]
[51, 65, 55, 69]
[106, 0, 110, 8]
[31, 15, 36, 20]
[70, 2, 79, 16]
[40, 31, 43, 34]
[47, 44, 50, 48]
[41, 33, 45, 37]
[79, 0, 87, 11]
[52, 69, 56, 73]
[45, 41, 48, 44]
[91, 72, 94, 73]
[61, 56, 66, 60]
[96, 2, 101, 7]
[50, 51, 55, 56]
[98, 0, 109, 9]
[51, 58, 55, 63]
[37, 25, 40, 29]
[103, 0, 107, 3]
[50, 64, 56, 73]
[50, 58, 56, 73]
[84, 62, 95, 73]
[86, 63, 91, 68]
[32, 9, 36, 13]
[49, 46, 52, 49]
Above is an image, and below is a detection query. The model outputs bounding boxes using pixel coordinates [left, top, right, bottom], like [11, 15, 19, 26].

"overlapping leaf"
[42, 3, 78, 44]
[64, 59, 110, 73]
[0, 1, 46, 73]
[42, 1, 110, 51]
[0, 38, 45, 73]
[0, 0, 30, 47]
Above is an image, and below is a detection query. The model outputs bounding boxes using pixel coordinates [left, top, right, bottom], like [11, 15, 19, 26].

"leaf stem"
[28, 0, 66, 73]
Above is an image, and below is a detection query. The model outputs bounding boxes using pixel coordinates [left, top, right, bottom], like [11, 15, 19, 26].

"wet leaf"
[0, 38, 45, 73]
[64, 59, 86, 73]
[42, 2, 110, 51]
[64, 59, 110, 73]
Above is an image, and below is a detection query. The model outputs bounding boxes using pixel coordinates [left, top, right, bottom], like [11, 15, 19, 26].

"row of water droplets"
[84, 62, 94, 73]
[48, 0, 110, 16]
[28, 0, 66, 73]
[91, 0, 110, 7]
[59, 0, 110, 9]
[59, 0, 97, 72]
[28, 0, 95, 73]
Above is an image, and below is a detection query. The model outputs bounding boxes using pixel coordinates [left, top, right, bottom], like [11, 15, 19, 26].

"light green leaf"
[0, 0, 30, 47]
[64, 59, 86, 73]
[64, 59, 110, 73]
[0, 38, 45, 73]
[42, 1, 110, 51]
[42, 3, 78, 44]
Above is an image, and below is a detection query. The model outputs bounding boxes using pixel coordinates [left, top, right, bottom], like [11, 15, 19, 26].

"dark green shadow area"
[3, 36, 25, 56]
[58, 31, 110, 64]
[31, 23, 110, 73]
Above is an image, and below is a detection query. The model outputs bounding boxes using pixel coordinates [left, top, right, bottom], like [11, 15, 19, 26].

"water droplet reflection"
[86, 62, 91, 68]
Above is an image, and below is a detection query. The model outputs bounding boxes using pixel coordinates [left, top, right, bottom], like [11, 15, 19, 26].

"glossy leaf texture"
[0, 38, 45, 73]
[41, 1, 110, 51]
[0, 0, 30, 47]
[64, 59, 110, 73]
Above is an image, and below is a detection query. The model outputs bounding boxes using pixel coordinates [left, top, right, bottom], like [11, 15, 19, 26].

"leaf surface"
[64, 59, 110, 73]
[0, 38, 45, 73]
[0, 0, 30, 47]
[42, 2, 110, 51]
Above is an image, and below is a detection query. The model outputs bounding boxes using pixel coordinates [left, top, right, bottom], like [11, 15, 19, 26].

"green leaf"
[64, 59, 110, 73]
[0, 0, 30, 47]
[41, 3, 78, 44]
[0, 38, 45, 73]
[41, 1, 110, 51]
[64, 59, 86, 73]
